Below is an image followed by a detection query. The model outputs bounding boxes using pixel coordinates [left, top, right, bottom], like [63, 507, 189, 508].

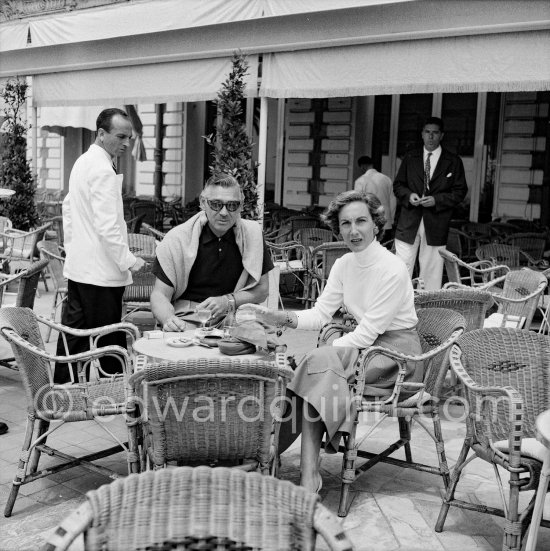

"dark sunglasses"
[206, 199, 242, 212]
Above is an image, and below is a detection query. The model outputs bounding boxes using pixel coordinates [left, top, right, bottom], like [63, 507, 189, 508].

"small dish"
[195, 328, 224, 339]
[166, 337, 194, 348]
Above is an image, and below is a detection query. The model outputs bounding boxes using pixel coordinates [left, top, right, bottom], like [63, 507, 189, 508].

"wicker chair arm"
[141, 222, 166, 241]
[355, 326, 464, 405]
[39, 500, 93, 551]
[1, 327, 130, 368]
[36, 314, 140, 343]
[39, 248, 65, 262]
[489, 283, 546, 305]
[448, 343, 526, 467]
[313, 502, 355, 551]
[318, 321, 354, 345]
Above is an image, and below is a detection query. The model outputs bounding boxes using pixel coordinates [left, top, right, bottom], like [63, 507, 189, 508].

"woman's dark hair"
[322, 190, 386, 240]
[96, 108, 129, 132]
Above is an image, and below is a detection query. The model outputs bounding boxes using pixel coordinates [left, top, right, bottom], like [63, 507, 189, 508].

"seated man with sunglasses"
[151, 173, 273, 331]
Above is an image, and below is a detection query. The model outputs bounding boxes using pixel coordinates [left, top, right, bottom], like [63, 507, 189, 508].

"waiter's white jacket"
[63, 144, 136, 287]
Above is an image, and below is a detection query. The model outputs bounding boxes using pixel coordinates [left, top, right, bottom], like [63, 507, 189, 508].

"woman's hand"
[237, 304, 285, 327]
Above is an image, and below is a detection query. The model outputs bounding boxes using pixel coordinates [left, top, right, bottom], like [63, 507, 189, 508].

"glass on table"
[195, 307, 211, 329]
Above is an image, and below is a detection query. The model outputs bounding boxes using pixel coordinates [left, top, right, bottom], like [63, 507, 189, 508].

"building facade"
[1, 0, 549, 223]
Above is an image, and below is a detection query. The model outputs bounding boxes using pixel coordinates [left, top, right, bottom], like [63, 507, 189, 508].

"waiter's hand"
[162, 314, 187, 332]
[419, 195, 435, 207]
[196, 295, 229, 321]
[409, 193, 421, 206]
[130, 257, 146, 272]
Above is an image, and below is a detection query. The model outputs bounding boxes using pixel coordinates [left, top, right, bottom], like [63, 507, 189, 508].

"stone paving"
[0, 288, 549, 550]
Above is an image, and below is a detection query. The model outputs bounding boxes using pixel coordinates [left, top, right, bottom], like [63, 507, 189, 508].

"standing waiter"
[55, 108, 145, 383]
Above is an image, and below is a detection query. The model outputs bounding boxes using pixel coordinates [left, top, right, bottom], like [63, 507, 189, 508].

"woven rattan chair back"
[131, 357, 291, 472]
[309, 242, 349, 304]
[289, 214, 320, 238]
[415, 308, 467, 396]
[456, 328, 550, 442]
[0, 307, 49, 399]
[16, 258, 49, 309]
[127, 233, 157, 256]
[42, 466, 355, 551]
[122, 254, 156, 307]
[295, 227, 335, 249]
[125, 213, 145, 234]
[497, 269, 547, 328]
[505, 232, 547, 261]
[476, 243, 521, 268]
[130, 199, 162, 230]
[414, 288, 493, 333]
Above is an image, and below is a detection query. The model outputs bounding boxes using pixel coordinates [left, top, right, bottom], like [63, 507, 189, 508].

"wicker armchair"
[448, 268, 547, 331]
[0, 307, 141, 517]
[435, 328, 550, 551]
[37, 241, 67, 341]
[476, 243, 540, 270]
[267, 239, 310, 303]
[505, 232, 548, 262]
[129, 353, 293, 473]
[440, 248, 510, 287]
[414, 288, 493, 333]
[0, 222, 52, 273]
[318, 308, 465, 516]
[41, 466, 354, 551]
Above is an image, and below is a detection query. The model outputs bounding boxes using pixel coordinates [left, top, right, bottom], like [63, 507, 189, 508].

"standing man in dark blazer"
[393, 116, 467, 290]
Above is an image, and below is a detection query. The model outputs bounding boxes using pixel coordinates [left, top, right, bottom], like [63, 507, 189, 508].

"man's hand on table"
[162, 315, 187, 332]
[196, 295, 229, 322]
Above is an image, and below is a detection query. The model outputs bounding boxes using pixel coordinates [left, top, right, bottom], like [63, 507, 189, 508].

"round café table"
[133, 329, 273, 366]
[524, 409, 550, 551]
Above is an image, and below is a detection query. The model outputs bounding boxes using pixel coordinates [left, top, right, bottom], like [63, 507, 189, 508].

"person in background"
[393, 116, 467, 290]
[238, 190, 422, 492]
[354, 155, 396, 240]
[55, 108, 145, 383]
[151, 173, 273, 331]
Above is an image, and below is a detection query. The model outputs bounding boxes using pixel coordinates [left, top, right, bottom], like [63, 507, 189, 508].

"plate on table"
[166, 337, 194, 348]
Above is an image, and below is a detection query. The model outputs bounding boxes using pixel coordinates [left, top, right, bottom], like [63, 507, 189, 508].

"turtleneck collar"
[352, 239, 383, 267]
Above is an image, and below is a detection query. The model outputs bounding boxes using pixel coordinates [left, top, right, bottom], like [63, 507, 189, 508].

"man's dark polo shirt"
[152, 223, 273, 302]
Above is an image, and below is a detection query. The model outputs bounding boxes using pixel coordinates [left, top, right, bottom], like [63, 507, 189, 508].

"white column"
[256, 96, 268, 224]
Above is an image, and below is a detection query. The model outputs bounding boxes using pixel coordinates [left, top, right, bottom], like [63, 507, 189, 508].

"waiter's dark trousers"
[54, 280, 126, 384]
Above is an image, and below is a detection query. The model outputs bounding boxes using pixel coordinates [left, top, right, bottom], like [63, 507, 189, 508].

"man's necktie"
[423, 152, 432, 196]
[112, 161, 117, 174]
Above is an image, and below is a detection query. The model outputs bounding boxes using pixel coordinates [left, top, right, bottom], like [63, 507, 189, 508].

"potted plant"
[204, 53, 259, 220]
[0, 78, 39, 231]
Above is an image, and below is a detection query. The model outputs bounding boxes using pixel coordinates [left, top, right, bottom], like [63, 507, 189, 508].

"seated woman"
[239, 190, 422, 493]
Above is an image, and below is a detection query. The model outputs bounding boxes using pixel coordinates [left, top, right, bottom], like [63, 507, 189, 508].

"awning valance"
[38, 105, 106, 131]
[33, 56, 258, 107]
[2, 0, 264, 52]
[260, 30, 550, 97]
